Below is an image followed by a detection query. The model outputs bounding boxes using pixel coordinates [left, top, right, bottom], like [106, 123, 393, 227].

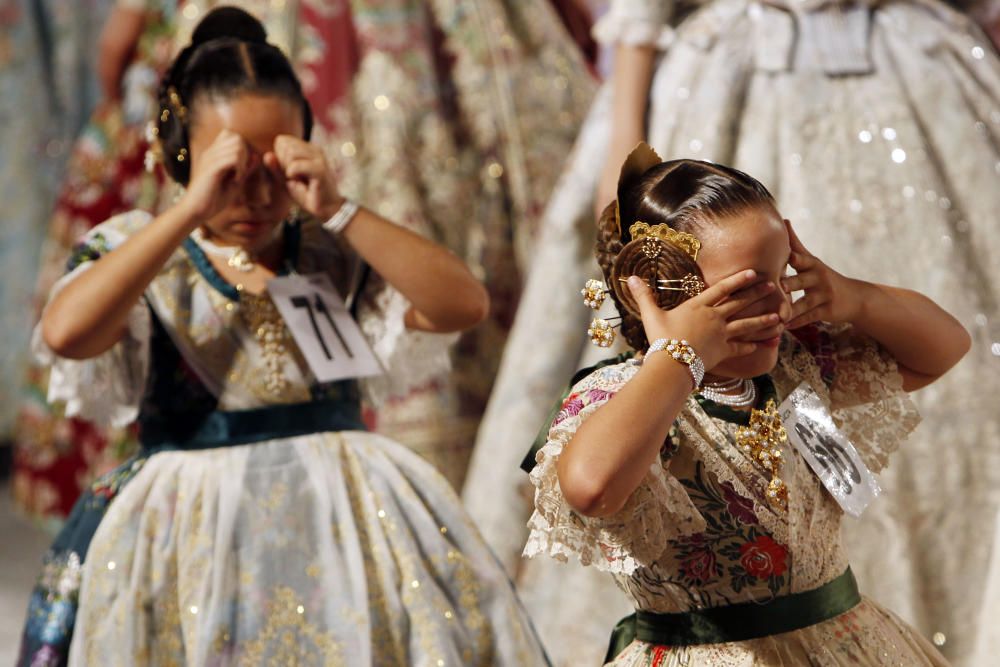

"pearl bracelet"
[646, 338, 705, 390]
[322, 199, 360, 235]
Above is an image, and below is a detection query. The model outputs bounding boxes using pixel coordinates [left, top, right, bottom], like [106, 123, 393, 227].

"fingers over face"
[726, 312, 781, 338]
[784, 219, 809, 254]
[716, 280, 775, 318]
[700, 269, 758, 305]
[785, 307, 822, 330]
[780, 270, 819, 294]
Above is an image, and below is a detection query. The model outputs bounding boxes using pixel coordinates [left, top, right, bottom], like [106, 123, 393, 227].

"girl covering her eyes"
[17, 8, 549, 666]
[523, 144, 969, 666]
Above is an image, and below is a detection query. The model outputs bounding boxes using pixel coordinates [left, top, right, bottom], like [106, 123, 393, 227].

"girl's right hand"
[177, 129, 251, 222]
[627, 271, 783, 369]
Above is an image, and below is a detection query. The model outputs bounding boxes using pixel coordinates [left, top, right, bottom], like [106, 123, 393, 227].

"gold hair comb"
[629, 222, 701, 262]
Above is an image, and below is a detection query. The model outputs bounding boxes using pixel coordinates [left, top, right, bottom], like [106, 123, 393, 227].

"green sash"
[606, 568, 861, 661]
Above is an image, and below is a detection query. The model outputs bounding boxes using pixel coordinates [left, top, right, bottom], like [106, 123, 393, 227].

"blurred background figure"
[463, 0, 1000, 664]
[10, 0, 172, 530]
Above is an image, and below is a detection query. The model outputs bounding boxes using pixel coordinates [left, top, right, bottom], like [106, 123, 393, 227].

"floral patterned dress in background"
[11, 0, 173, 526]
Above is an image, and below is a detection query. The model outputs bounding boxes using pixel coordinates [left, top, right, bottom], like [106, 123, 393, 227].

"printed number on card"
[268, 273, 382, 382]
[778, 383, 880, 518]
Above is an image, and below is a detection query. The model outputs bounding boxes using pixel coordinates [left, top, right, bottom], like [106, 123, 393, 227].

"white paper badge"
[778, 383, 880, 518]
[268, 273, 382, 383]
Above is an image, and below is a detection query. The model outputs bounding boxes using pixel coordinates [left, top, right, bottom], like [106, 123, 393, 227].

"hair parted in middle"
[152, 6, 314, 185]
[596, 144, 778, 351]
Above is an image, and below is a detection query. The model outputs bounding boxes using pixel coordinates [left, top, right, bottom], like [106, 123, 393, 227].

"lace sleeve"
[592, 0, 676, 49]
[356, 275, 458, 407]
[33, 211, 155, 428]
[523, 363, 706, 576]
[787, 323, 921, 474]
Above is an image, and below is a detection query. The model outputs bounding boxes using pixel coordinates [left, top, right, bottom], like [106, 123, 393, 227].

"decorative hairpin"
[581, 279, 608, 310]
[630, 222, 701, 262]
[612, 275, 704, 298]
[588, 317, 620, 348]
[167, 86, 188, 123]
[658, 274, 704, 298]
[176, 147, 188, 163]
[144, 122, 162, 173]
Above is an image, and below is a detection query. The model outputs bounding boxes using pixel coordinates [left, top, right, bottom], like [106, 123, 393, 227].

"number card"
[268, 273, 382, 383]
[778, 383, 880, 518]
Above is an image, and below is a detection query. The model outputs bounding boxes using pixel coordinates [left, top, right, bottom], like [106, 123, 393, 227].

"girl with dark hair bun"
[524, 146, 969, 666]
[168, 0, 598, 495]
[467, 0, 1000, 662]
[17, 8, 548, 666]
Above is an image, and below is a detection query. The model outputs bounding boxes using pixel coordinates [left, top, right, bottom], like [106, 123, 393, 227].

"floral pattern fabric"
[11, 1, 173, 525]
[525, 325, 946, 664]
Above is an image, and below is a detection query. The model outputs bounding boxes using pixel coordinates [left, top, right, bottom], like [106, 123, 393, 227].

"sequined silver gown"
[462, 0, 1000, 664]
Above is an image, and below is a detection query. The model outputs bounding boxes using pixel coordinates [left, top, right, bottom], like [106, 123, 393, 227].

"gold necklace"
[735, 399, 789, 511]
[238, 291, 292, 396]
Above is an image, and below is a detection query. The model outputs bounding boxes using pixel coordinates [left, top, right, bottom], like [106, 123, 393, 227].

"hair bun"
[191, 6, 268, 47]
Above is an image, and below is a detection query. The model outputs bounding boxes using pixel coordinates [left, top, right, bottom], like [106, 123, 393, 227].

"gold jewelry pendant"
[736, 399, 789, 511]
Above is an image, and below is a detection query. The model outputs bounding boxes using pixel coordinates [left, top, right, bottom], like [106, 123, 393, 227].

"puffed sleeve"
[592, 0, 676, 49]
[523, 362, 706, 575]
[786, 323, 921, 474]
[354, 274, 458, 406]
[32, 210, 153, 428]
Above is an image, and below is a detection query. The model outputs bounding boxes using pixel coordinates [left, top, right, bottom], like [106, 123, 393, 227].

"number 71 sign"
[268, 273, 383, 382]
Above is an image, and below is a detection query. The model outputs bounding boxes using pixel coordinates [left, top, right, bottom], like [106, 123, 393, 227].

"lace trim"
[679, 404, 792, 545]
[775, 325, 920, 475]
[357, 280, 456, 406]
[34, 262, 151, 429]
[524, 364, 706, 575]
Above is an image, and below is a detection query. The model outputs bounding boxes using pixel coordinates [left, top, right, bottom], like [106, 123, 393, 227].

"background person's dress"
[0, 0, 115, 440]
[11, 0, 173, 527]
[463, 0, 1000, 664]
[173, 0, 598, 490]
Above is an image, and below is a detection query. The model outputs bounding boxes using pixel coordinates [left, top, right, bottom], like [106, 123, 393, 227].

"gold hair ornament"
[167, 86, 188, 123]
[629, 222, 701, 262]
[657, 275, 704, 298]
[581, 279, 609, 310]
[588, 317, 620, 348]
[612, 275, 704, 299]
[144, 122, 163, 173]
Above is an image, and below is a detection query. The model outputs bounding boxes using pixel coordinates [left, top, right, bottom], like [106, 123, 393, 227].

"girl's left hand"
[268, 135, 343, 219]
[780, 221, 863, 329]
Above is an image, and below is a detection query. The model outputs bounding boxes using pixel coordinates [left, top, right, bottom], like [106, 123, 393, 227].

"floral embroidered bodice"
[525, 325, 920, 613]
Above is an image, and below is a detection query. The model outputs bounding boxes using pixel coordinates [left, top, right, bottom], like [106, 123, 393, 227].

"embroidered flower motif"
[679, 547, 719, 584]
[739, 535, 788, 579]
[720, 481, 758, 525]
